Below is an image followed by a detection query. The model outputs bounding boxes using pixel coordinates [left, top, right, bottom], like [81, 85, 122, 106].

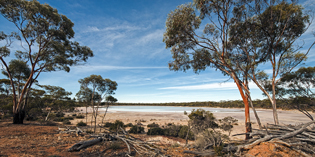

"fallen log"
[68, 138, 103, 152]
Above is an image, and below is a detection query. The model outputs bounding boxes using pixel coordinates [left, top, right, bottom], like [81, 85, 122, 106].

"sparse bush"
[53, 117, 64, 122]
[164, 124, 182, 137]
[178, 125, 194, 140]
[219, 116, 238, 136]
[109, 120, 125, 132]
[188, 109, 218, 134]
[128, 125, 144, 134]
[104, 122, 113, 127]
[147, 127, 164, 135]
[76, 115, 85, 119]
[76, 121, 87, 126]
[124, 123, 133, 127]
[55, 112, 65, 117]
[147, 122, 159, 128]
[194, 130, 228, 150]
[27, 108, 43, 120]
[64, 117, 74, 120]
[72, 114, 77, 117]
[63, 120, 71, 125]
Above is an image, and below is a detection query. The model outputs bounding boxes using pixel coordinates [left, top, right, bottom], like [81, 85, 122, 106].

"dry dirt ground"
[0, 120, 194, 157]
[0, 119, 308, 157]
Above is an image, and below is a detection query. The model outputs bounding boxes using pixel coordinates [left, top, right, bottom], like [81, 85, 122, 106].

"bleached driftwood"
[234, 120, 315, 156]
[67, 126, 165, 157]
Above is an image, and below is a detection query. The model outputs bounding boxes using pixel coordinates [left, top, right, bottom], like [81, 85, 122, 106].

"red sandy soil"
[0, 120, 193, 157]
[0, 120, 309, 157]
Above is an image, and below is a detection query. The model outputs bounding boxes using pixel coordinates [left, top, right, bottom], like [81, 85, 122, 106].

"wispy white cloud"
[160, 82, 259, 90]
[73, 65, 167, 71]
[83, 25, 143, 33]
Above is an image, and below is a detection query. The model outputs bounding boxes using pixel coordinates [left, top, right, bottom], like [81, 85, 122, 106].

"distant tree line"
[114, 98, 313, 111]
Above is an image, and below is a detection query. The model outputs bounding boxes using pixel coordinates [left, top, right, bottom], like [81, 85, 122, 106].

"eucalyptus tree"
[0, 0, 93, 124]
[163, 0, 257, 137]
[78, 75, 117, 133]
[100, 95, 117, 132]
[0, 78, 10, 96]
[2, 59, 30, 102]
[229, 1, 313, 124]
[40, 85, 72, 121]
[76, 86, 92, 124]
[278, 66, 315, 113]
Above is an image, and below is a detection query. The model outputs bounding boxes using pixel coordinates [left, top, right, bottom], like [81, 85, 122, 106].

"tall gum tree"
[0, 0, 93, 124]
[229, 1, 314, 124]
[78, 75, 117, 133]
[163, 0, 257, 138]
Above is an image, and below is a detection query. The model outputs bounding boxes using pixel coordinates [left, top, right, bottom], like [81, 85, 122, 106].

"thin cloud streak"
[73, 65, 167, 71]
[160, 82, 259, 90]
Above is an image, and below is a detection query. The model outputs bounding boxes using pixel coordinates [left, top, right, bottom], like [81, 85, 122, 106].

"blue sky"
[0, 0, 314, 103]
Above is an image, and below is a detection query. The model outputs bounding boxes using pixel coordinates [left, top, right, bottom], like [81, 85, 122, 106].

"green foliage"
[55, 112, 65, 117]
[75, 115, 85, 119]
[64, 117, 73, 120]
[213, 143, 225, 156]
[178, 125, 194, 140]
[53, 117, 65, 122]
[147, 127, 165, 135]
[72, 114, 77, 117]
[147, 122, 159, 128]
[0, 0, 93, 124]
[109, 120, 125, 132]
[63, 120, 71, 125]
[128, 125, 144, 134]
[195, 130, 228, 150]
[188, 109, 218, 134]
[76, 121, 87, 126]
[124, 123, 133, 127]
[164, 124, 182, 137]
[219, 116, 238, 136]
[26, 108, 43, 121]
[104, 122, 113, 127]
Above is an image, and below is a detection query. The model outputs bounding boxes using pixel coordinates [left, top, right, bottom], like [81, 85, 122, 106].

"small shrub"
[104, 122, 113, 127]
[147, 122, 159, 128]
[76, 115, 85, 119]
[124, 123, 133, 127]
[55, 112, 65, 117]
[128, 125, 144, 134]
[63, 120, 71, 125]
[76, 121, 87, 126]
[64, 117, 74, 120]
[213, 144, 224, 156]
[109, 120, 125, 132]
[178, 125, 194, 140]
[164, 125, 182, 137]
[147, 127, 164, 135]
[53, 117, 64, 122]
[27, 108, 43, 120]
[72, 114, 77, 117]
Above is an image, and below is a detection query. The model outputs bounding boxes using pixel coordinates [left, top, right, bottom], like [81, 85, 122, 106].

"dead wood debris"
[66, 127, 166, 157]
[233, 120, 315, 157]
[183, 120, 315, 156]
